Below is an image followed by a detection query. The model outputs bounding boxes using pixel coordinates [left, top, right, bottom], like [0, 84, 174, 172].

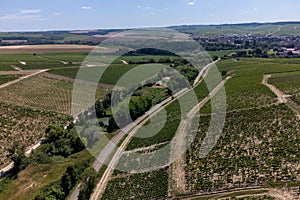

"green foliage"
[7, 143, 26, 174]
[0, 75, 21, 85]
[34, 182, 65, 200]
[102, 168, 168, 199]
[126, 80, 209, 150]
[34, 156, 93, 200]
[273, 80, 300, 104]
[78, 168, 97, 200]
[186, 104, 300, 191]
[45, 125, 85, 157]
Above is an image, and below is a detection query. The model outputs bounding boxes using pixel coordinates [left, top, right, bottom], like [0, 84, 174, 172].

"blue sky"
[0, 0, 300, 31]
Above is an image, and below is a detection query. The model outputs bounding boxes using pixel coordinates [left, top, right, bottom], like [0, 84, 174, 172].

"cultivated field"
[0, 45, 101, 54]
[0, 74, 106, 115]
[0, 102, 70, 168]
[0, 75, 21, 85]
[102, 168, 169, 199]
[187, 104, 300, 191]
[102, 58, 300, 199]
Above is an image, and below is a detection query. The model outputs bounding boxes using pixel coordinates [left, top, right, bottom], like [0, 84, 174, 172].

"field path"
[262, 75, 288, 103]
[10, 65, 23, 71]
[263, 74, 300, 120]
[0, 69, 48, 89]
[169, 75, 232, 196]
[90, 68, 228, 200]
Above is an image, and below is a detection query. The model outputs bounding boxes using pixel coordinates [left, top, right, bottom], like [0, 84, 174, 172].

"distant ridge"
[168, 21, 300, 29]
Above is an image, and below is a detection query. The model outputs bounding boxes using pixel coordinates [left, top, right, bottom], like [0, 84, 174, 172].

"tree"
[78, 168, 97, 200]
[95, 100, 105, 118]
[107, 117, 118, 132]
[7, 142, 26, 173]
[212, 55, 219, 61]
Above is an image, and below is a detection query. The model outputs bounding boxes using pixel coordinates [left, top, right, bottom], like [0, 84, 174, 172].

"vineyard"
[0, 53, 81, 70]
[0, 75, 21, 85]
[49, 64, 147, 86]
[186, 104, 300, 192]
[0, 63, 15, 71]
[275, 80, 300, 104]
[0, 102, 71, 168]
[102, 58, 300, 199]
[0, 74, 106, 115]
[102, 168, 169, 199]
[269, 71, 300, 105]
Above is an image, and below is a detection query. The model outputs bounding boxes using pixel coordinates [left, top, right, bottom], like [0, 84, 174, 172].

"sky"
[0, 0, 300, 31]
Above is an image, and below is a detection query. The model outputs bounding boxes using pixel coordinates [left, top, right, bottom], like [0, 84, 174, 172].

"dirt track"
[263, 74, 300, 120]
[262, 75, 288, 103]
[0, 69, 48, 89]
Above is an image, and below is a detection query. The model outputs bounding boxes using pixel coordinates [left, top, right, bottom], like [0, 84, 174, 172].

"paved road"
[89, 60, 220, 200]
[69, 60, 219, 200]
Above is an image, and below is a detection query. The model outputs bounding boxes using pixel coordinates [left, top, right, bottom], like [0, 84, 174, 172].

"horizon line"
[1, 20, 300, 33]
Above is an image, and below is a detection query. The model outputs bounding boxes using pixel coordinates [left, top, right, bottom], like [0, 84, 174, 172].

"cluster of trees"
[5, 124, 85, 177]
[110, 96, 153, 129]
[45, 125, 85, 157]
[232, 48, 270, 58]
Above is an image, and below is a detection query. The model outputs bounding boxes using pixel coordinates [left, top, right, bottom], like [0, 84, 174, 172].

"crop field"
[0, 75, 21, 85]
[269, 73, 300, 84]
[39, 52, 89, 63]
[273, 79, 300, 104]
[0, 74, 106, 115]
[102, 168, 169, 199]
[0, 102, 71, 168]
[102, 58, 300, 199]
[0, 63, 16, 71]
[186, 104, 300, 192]
[204, 58, 300, 111]
[50, 63, 164, 86]
[182, 59, 300, 194]
[0, 53, 79, 70]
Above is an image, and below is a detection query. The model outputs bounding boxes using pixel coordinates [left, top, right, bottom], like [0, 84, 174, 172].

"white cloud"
[150, 12, 155, 15]
[137, 5, 142, 9]
[82, 6, 91, 10]
[253, 8, 258, 12]
[145, 6, 151, 10]
[53, 13, 61, 16]
[19, 9, 41, 15]
[0, 9, 43, 20]
[187, 0, 196, 6]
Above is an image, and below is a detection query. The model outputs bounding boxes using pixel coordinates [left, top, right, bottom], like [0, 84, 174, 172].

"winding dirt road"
[263, 74, 300, 120]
